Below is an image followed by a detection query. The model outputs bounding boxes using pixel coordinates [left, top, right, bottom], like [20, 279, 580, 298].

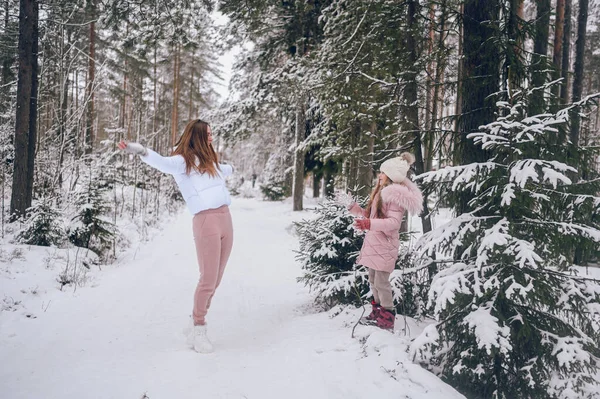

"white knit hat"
[379, 152, 416, 183]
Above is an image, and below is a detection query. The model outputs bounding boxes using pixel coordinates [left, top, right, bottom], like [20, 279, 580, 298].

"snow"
[463, 303, 512, 356]
[0, 198, 464, 399]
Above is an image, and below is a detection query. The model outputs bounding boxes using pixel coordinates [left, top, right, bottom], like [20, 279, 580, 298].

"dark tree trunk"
[323, 165, 334, 198]
[529, 0, 551, 115]
[551, 0, 566, 111]
[570, 0, 589, 147]
[404, 0, 432, 234]
[171, 44, 180, 147]
[312, 173, 321, 198]
[457, 0, 501, 214]
[85, 0, 95, 154]
[560, 0, 572, 105]
[292, 99, 305, 211]
[10, 0, 38, 217]
[25, 0, 37, 206]
[1, 0, 13, 110]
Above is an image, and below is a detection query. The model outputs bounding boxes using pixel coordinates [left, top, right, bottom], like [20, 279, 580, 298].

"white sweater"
[140, 149, 233, 215]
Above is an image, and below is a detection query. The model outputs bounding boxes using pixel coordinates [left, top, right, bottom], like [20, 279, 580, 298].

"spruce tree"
[16, 197, 64, 247]
[410, 90, 600, 398]
[68, 176, 114, 260]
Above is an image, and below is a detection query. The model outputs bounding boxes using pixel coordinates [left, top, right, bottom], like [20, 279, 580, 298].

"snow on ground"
[0, 197, 464, 399]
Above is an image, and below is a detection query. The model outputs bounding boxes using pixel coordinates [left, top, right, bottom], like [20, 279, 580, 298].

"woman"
[341, 153, 423, 331]
[118, 119, 233, 353]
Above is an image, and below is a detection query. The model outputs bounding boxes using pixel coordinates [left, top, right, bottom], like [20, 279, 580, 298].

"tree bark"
[189, 54, 194, 120]
[404, 0, 432, 234]
[428, 0, 447, 172]
[323, 166, 334, 198]
[312, 173, 321, 198]
[85, 0, 95, 154]
[346, 120, 360, 193]
[504, 0, 524, 90]
[1, 0, 13, 112]
[292, 98, 305, 211]
[356, 126, 374, 199]
[560, 0, 572, 105]
[25, 0, 37, 207]
[457, 0, 500, 213]
[529, 0, 551, 115]
[10, 0, 38, 217]
[551, 0, 566, 111]
[171, 44, 180, 147]
[570, 0, 588, 147]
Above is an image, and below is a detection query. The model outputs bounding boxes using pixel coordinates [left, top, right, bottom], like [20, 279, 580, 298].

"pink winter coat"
[348, 179, 424, 273]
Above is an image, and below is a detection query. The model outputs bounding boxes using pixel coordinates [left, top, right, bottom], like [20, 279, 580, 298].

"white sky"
[212, 10, 238, 102]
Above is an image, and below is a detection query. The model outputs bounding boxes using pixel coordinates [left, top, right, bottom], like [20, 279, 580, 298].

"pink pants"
[192, 205, 233, 325]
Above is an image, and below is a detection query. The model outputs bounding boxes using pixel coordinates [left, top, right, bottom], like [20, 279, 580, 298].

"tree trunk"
[428, 0, 447, 172]
[453, 1, 464, 160]
[504, 0, 524, 91]
[404, 0, 431, 234]
[346, 120, 360, 193]
[323, 166, 334, 198]
[551, 0, 566, 111]
[560, 0, 572, 105]
[529, 0, 551, 115]
[312, 174, 321, 198]
[570, 0, 588, 147]
[356, 128, 374, 199]
[10, 0, 38, 217]
[57, 26, 71, 188]
[85, 0, 95, 154]
[189, 54, 194, 120]
[1, 0, 13, 114]
[425, 3, 435, 133]
[152, 44, 157, 148]
[120, 25, 128, 137]
[457, 0, 501, 213]
[171, 44, 180, 147]
[292, 98, 305, 211]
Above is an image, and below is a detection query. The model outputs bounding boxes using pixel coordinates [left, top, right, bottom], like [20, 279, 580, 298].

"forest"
[1, 0, 600, 398]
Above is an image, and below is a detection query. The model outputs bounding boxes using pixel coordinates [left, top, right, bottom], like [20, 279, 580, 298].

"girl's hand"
[118, 141, 147, 156]
[334, 191, 354, 208]
[354, 218, 371, 230]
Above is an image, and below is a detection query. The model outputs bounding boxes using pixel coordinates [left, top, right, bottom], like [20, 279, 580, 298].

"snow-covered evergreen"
[410, 91, 600, 399]
[16, 197, 65, 247]
[297, 197, 429, 316]
[68, 174, 114, 261]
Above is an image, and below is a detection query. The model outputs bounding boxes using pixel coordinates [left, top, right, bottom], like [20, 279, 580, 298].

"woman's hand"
[118, 141, 147, 156]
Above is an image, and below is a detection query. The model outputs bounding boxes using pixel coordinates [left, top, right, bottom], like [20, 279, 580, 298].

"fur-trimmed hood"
[380, 179, 424, 215]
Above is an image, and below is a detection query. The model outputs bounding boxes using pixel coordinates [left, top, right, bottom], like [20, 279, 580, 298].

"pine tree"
[68, 175, 114, 260]
[410, 89, 600, 399]
[16, 197, 64, 246]
[296, 198, 366, 307]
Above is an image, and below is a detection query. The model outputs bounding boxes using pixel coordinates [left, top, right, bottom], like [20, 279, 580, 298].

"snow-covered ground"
[0, 197, 464, 399]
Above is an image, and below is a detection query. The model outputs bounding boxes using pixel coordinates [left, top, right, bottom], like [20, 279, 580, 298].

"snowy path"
[0, 198, 464, 399]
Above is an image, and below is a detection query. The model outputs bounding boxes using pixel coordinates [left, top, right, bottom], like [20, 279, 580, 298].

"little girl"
[344, 153, 423, 330]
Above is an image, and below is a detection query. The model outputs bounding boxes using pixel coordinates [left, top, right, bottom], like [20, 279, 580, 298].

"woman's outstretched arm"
[118, 141, 186, 175]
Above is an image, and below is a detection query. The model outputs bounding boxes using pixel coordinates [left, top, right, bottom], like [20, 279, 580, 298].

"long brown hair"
[172, 119, 220, 177]
[365, 176, 391, 219]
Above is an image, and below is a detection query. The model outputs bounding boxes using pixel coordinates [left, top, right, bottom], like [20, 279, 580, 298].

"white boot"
[184, 319, 195, 348]
[192, 324, 214, 353]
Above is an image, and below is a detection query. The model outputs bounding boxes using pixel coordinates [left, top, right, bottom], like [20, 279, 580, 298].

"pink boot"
[376, 308, 395, 331]
[366, 300, 381, 321]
